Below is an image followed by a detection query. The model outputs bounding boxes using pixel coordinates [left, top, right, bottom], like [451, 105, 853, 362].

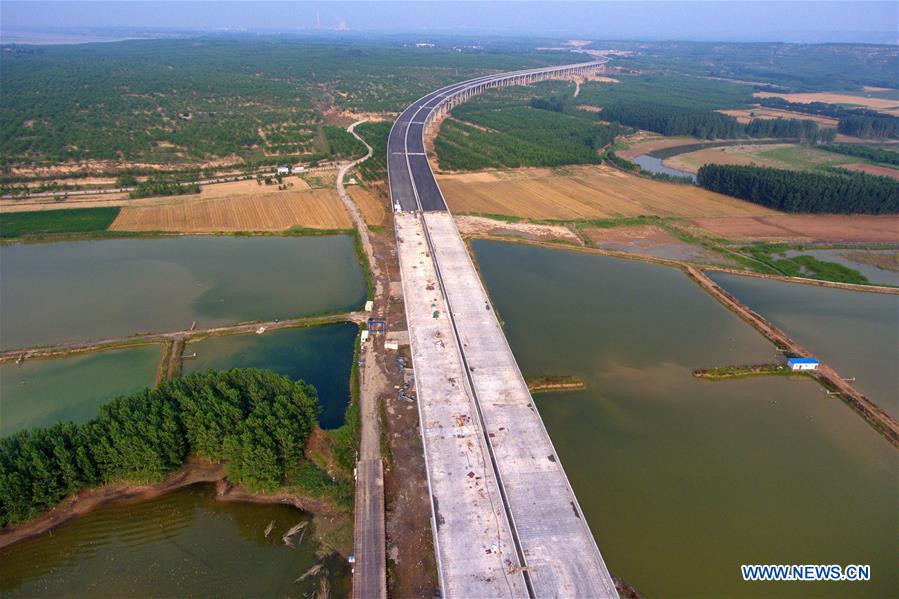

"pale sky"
[2, 1, 897, 43]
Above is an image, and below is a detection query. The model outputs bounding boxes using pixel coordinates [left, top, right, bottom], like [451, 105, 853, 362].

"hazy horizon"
[2, 1, 897, 45]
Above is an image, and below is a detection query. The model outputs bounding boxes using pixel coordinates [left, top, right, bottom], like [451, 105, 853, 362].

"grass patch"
[1, 207, 120, 239]
[741, 243, 869, 284]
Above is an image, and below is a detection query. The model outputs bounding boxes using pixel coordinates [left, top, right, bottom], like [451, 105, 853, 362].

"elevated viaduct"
[388, 59, 619, 598]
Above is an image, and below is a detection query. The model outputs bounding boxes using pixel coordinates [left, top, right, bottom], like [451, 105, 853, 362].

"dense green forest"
[837, 115, 899, 139]
[0, 207, 120, 239]
[0, 38, 570, 167]
[697, 164, 899, 214]
[436, 83, 626, 170]
[600, 42, 898, 90]
[577, 74, 752, 111]
[0, 369, 323, 527]
[354, 121, 391, 180]
[818, 144, 899, 166]
[600, 102, 833, 141]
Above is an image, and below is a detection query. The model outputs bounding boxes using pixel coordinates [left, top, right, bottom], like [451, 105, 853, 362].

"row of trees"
[697, 164, 899, 214]
[129, 176, 200, 199]
[757, 97, 898, 139]
[0, 369, 320, 527]
[600, 101, 834, 142]
[818, 144, 899, 166]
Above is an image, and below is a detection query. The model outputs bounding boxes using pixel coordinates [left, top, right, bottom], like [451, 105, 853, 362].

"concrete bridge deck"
[389, 60, 618, 597]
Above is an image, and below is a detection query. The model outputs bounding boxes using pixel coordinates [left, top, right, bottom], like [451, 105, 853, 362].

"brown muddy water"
[473, 239, 897, 598]
[0, 483, 350, 597]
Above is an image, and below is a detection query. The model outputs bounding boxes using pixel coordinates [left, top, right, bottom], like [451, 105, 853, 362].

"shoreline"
[0, 459, 344, 552]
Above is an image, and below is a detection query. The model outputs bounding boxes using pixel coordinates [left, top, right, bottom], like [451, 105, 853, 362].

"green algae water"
[0, 345, 160, 436]
[183, 324, 357, 428]
[0, 236, 366, 351]
[0, 484, 351, 597]
[472, 240, 897, 598]
[708, 272, 899, 420]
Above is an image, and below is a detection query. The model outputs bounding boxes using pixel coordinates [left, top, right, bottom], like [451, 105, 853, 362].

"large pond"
[0, 483, 351, 597]
[709, 272, 899, 420]
[183, 324, 357, 429]
[0, 236, 366, 351]
[472, 240, 896, 598]
[0, 345, 160, 436]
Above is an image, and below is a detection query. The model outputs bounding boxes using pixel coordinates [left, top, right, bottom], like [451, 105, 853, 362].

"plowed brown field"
[110, 189, 352, 232]
[438, 165, 776, 220]
[348, 184, 387, 226]
[690, 215, 899, 243]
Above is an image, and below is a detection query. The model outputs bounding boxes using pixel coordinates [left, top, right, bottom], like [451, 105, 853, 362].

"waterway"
[183, 324, 357, 428]
[0, 236, 366, 351]
[0, 483, 351, 597]
[472, 240, 897, 597]
[633, 154, 696, 181]
[709, 272, 899, 420]
[0, 345, 160, 436]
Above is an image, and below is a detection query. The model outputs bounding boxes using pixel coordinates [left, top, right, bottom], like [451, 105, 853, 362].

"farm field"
[347, 183, 387, 226]
[1, 207, 120, 238]
[717, 107, 838, 127]
[583, 224, 733, 264]
[615, 135, 699, 160]
[664, 143, 864, 174]
[753, 91, 899, 116]
[437, 165, 777, 220]
[689, 214, 899, 243]
[840, 163, 899, 180]
[109, 188, 352, 232]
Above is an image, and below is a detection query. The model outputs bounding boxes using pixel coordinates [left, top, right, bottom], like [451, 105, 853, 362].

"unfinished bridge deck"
[389, 60, 618, 598]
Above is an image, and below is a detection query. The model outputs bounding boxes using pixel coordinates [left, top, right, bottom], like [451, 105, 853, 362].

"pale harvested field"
[197, 177, 310, 199]
[617, 135, 697, 160]
[664, 144, 793, 174]
[348, 183, 387, 226]
[691, 215, 899, 243]
[110, 189, 352, 232]
[753, 91, 899, 116]
[584, 224, 731, 263]
[437, 165, 777, 220]
[717, 107, 838, 127]
[840, 163, 899, 180]
[454, 215, 580, 244]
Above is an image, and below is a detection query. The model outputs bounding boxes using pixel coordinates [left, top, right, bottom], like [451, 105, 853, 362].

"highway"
[389, 59, 618, 598]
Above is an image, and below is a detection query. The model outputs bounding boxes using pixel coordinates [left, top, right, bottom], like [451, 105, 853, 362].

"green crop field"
[1, 207, 121, 238]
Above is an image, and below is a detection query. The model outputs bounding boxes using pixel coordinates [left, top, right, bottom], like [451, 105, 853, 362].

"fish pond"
[709, 272, 899, 420]
[0, 483, 351, 597]
[183, 323, 358, 428]
[0, 235, 366, 351]
[472, 240, 897, 598]
[0, 345, 160, 436]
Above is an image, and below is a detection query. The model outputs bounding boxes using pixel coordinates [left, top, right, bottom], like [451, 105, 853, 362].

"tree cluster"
[128, 176, 200, 199]
[818, 144, 899, 166]
[757, 97, 898, 140]
[601, 101, 833, 142]
[0, 369, 320, 527]
[697, 164, 899, 214]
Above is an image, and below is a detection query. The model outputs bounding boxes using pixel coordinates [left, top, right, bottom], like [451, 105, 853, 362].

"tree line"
[0, 369, 320, 527]
[697, 164, 899, 214]
[129, 176, 200, 199]
[600, 101, 834, 142]
[757, 97, 898, 139]
[818, 144, 899, 166]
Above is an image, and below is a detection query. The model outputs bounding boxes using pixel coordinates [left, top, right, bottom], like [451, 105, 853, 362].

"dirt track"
[686, 266, 899, 447]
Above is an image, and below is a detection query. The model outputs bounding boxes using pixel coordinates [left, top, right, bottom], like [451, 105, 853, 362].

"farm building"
[787, 357, 819, 371]
[277, 166, 290, 175]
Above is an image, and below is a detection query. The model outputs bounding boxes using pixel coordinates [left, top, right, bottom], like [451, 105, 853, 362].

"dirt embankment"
[686, 266, 899, 447]
[0, 459, 347, 552]
[0, 460, 224, 550]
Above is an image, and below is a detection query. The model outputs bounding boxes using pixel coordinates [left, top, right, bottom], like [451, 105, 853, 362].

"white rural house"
[276, 166, 290, 175]
[787, 357, 819, 371]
